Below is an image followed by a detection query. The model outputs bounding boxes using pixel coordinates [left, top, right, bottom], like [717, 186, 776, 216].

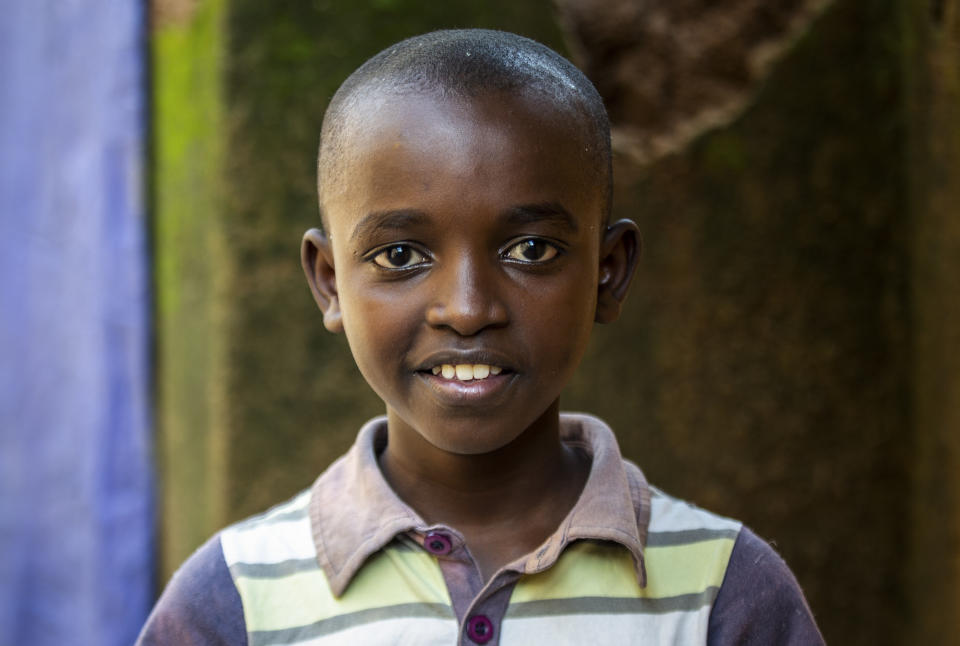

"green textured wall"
[152, 0, 230, 577]
[568, 1, 911, 643]
[152, 0, 960, 643]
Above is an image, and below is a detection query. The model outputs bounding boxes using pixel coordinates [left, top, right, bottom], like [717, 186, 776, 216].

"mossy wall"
[152, 0, 229, 575]
[152, 0, 960, 643]
[568, 1, 912, 643]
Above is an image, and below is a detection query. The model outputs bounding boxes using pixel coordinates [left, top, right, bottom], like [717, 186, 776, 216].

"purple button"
[466, 614, 494, 644]
[423, 532, 452, 556]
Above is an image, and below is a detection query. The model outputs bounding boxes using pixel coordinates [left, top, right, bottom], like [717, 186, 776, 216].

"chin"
[421, 413, 544, 456]
[423, 428, 517, 456]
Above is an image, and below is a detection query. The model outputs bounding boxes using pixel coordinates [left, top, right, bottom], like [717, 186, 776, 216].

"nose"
[425, 255, 508, 336]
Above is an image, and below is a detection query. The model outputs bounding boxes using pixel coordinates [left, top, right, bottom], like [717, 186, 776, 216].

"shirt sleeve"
[707, 526, 825, 646]
[135, 533, 248, 646]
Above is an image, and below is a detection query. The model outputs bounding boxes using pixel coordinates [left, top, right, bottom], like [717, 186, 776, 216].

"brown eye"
[504, 238, 559, 263]
[372, 244, 427, 269]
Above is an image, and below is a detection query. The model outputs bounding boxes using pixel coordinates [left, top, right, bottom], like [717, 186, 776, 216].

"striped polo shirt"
[218, 414, 745, 645]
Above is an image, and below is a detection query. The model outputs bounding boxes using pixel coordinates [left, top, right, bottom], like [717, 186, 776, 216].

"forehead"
[321, 90, 603, 239]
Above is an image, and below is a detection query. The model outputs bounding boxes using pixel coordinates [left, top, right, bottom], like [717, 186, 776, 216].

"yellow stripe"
[511, 538, 734, 603]
[235, 540, 452, 632]
[644, 539, 734, 598]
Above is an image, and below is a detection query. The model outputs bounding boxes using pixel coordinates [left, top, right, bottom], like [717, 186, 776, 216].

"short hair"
[317, 29, 612, 225]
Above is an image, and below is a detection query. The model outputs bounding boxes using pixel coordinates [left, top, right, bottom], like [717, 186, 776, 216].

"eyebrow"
[503, 202, 579, 234]
[350, 209, 429, 242]
[349, 202, 579, 242]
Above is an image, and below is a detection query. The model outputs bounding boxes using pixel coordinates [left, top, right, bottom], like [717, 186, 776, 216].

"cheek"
[518, 271, 597, 370]
[339, 278, 421, 371]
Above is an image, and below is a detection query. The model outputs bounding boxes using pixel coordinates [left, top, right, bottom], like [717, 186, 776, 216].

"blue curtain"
[0, 2, 154, 645]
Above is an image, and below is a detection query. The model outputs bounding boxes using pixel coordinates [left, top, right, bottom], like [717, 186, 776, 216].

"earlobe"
[301, 228, 344, 333]
[595, 219, 642, 324]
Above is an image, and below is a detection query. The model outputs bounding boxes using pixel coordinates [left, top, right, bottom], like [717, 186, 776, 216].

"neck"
[378, 402, 583, 529]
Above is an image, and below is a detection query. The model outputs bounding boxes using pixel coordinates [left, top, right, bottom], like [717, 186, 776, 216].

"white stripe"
[267, 489, 311, 515]
[649, 489, 741, 534]
[228, 490, 312, 534]
[262, 616, 458, 646]
[500, 605, 712, 645]
[222, 515, 316, 566]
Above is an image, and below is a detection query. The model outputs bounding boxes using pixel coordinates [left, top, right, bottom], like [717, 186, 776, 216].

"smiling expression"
[304, 89, 636, 456]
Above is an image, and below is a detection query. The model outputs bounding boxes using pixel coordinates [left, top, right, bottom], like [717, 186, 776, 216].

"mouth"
[415, 350, 515, 381]
[427, 363, 504, 382]
[414, 352, 517, 404]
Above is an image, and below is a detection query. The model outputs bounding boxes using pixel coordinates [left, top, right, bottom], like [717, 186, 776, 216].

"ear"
[301, 228, 344, 333]
[595, 218, 642, 324]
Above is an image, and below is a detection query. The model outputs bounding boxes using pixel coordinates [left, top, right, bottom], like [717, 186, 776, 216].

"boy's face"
[304, 89, 638, 456]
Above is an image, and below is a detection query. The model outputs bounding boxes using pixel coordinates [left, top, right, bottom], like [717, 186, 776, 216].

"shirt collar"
[309, 414, 651, 597]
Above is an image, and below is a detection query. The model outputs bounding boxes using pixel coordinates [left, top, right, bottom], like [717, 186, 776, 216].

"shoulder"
[135, 488, 315, 646]
[219, 488, 315, 567]
[708, 526, 825, 645]
[635, 485, 824, 644]
[134, 533, 247, 646]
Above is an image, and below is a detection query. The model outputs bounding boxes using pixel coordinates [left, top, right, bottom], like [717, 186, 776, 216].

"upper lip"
[414, 349, 515, 372]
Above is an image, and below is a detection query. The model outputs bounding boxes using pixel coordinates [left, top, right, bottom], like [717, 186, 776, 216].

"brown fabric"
[309, 413, 651, 597]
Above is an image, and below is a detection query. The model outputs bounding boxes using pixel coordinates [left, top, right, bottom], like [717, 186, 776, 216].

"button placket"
[456, 572, 517, 646]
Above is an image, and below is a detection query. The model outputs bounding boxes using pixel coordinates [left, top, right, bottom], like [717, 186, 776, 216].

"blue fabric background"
[0, 2, 154, 645]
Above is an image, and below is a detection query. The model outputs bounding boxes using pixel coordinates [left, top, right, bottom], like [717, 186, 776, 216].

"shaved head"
[317, 29, 612, 227]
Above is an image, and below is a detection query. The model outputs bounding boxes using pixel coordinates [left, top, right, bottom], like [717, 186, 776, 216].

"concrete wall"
[153, 0, 960, 642]
[570, 1, 912, 643]
[904, 0, 960, 640]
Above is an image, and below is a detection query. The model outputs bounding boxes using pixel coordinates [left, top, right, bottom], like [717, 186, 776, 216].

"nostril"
[425, 301, 509, 336]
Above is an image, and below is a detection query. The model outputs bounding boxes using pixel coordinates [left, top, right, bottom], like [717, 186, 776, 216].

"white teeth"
[432, 363, 503, 381]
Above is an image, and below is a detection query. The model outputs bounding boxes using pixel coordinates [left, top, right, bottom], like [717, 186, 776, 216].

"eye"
[503, 238, 560, 263]
[371, 244, 428, 269]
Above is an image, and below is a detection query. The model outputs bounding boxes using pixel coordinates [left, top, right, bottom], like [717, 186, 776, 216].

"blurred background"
[1, 0, 958, 644]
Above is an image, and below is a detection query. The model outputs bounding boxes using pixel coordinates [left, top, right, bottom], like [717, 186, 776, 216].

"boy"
[138, 29, 823, 645]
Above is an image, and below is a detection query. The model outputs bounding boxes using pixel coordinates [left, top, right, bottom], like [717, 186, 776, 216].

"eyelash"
[368, 244, 430, 270]
[365, 237, 564, 272]
[501, 238, 562, 264]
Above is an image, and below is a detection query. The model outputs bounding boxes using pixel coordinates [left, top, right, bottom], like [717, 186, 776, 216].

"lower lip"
[417, 372, 514, 405]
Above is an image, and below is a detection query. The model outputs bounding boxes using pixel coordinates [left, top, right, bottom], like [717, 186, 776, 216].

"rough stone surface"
[153, 0, 960, 643]
[554, 0, 832, 164]
[904, 0, 960, 641]
[565, 1, 912, 644]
